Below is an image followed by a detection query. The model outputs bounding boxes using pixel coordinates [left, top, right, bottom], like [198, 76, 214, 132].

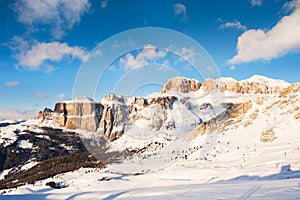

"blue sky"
[0, 0, 300, 111]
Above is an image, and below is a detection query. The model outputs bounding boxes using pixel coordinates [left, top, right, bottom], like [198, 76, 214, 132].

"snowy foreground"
[2, 165, 300, 199]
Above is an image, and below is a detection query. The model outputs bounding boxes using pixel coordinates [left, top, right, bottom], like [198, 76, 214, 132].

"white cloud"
[218, 19, 247, 31]
[178, 47, 195, 63]
[44, 65, 56, 73]
[17, 41, 87, 71]
[14, 0, 91, 38]
[283, 0, 299, 13]
[228, 0, 300, 64]
[8, 36, 31, 53]
[120, 54, 147, 70]
[119, 44, 167, 70]
[158, 60, 171, 71]
[101, 0, 108, 9]
[108, 65, 117, 71]
[173, 3, 188, 22]
[57, 93, 67, 100]
[85, 49, 102, 61]
[35, 91, 47, 99]
[229, 65, 236, 70]
[5, 81, 20, 87]
[251, 0, 262, 7]
[139, 44, 167, 60]
[174, 3, 186, 15]
[206, 66, 216, 74]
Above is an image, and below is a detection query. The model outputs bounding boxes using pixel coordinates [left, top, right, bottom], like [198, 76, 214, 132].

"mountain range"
[1, 75, 300, 199]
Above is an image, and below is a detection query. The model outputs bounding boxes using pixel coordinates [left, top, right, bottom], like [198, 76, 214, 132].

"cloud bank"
[17, 41, 87, 71]
[228, 0, 300, 64]
[14, 0, 91, 38]
[0, 108, 37, 120]
[119, 44, 167, 70]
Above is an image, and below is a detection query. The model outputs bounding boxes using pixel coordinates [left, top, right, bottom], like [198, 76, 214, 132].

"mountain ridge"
[36, 75, 299, 141]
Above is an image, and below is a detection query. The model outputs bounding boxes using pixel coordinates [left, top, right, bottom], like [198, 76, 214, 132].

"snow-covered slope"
[1, 75, 300, 199]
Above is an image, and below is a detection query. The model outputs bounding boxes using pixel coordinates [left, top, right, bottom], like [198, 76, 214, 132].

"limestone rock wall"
[202, 76, 289, 94]
[52, 102, 102, 132]
[38, 94, 180, 141]
[162, 76, 201, 93]
[52, 97, 127, 140]
[99, 103, 128, 141]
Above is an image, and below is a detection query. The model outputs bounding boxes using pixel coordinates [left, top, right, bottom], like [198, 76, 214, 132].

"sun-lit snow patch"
[60, 144, 75, 151]
[20, 161, 39, 171]
[16, 140, 33, 149]
[0, 123, 19, 147]
[35, 134, 50, 140]
[0, 131, 18, 147]
[0, 169, 12, 180]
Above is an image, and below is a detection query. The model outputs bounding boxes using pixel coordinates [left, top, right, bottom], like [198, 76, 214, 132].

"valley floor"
[2, 162, 300, 200]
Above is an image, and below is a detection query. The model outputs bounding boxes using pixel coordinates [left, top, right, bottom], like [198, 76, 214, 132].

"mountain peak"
[162, 76, 201, 94]
[242, 75, 290, 87]
[64, 96, 94, 103]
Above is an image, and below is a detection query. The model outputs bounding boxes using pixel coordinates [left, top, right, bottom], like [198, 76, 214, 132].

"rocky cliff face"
[99, 95, 127, 140]
[37, 75, 299, 143]
[38, 93, 181, 141]
[162, 76, 201, 93]
[201, 75, 289, 94]
[50, 97, 102, 133]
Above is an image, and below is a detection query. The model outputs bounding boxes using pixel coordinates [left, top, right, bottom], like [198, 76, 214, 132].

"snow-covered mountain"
[1, 75, 300, 199]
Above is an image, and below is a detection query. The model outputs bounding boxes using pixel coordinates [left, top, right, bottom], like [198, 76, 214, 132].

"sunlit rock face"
[51, 97, 102, 132]
[99, 98, 129, 141]
[162, 76, 201, 94]
[202, 75, 289, 94]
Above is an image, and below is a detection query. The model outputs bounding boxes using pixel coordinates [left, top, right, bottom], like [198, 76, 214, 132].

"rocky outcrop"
[279, 83, 300, 98]
[295, 112, 300, 120]
[162, 76, 201, 93]
[225, 101, 252, 118]
[54, 95, 128, 141]
[260, 127, 277, 142]
[36, 108, 53, 120]
[52, 98, 102, 132]
[127, 96, 147, 107]
[202, 79, 226, 93]
[99, 101, 128, 141]
[189, 101, 253, 138]
[149, 96, 177, 109]
[202, 75, 290, 94]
